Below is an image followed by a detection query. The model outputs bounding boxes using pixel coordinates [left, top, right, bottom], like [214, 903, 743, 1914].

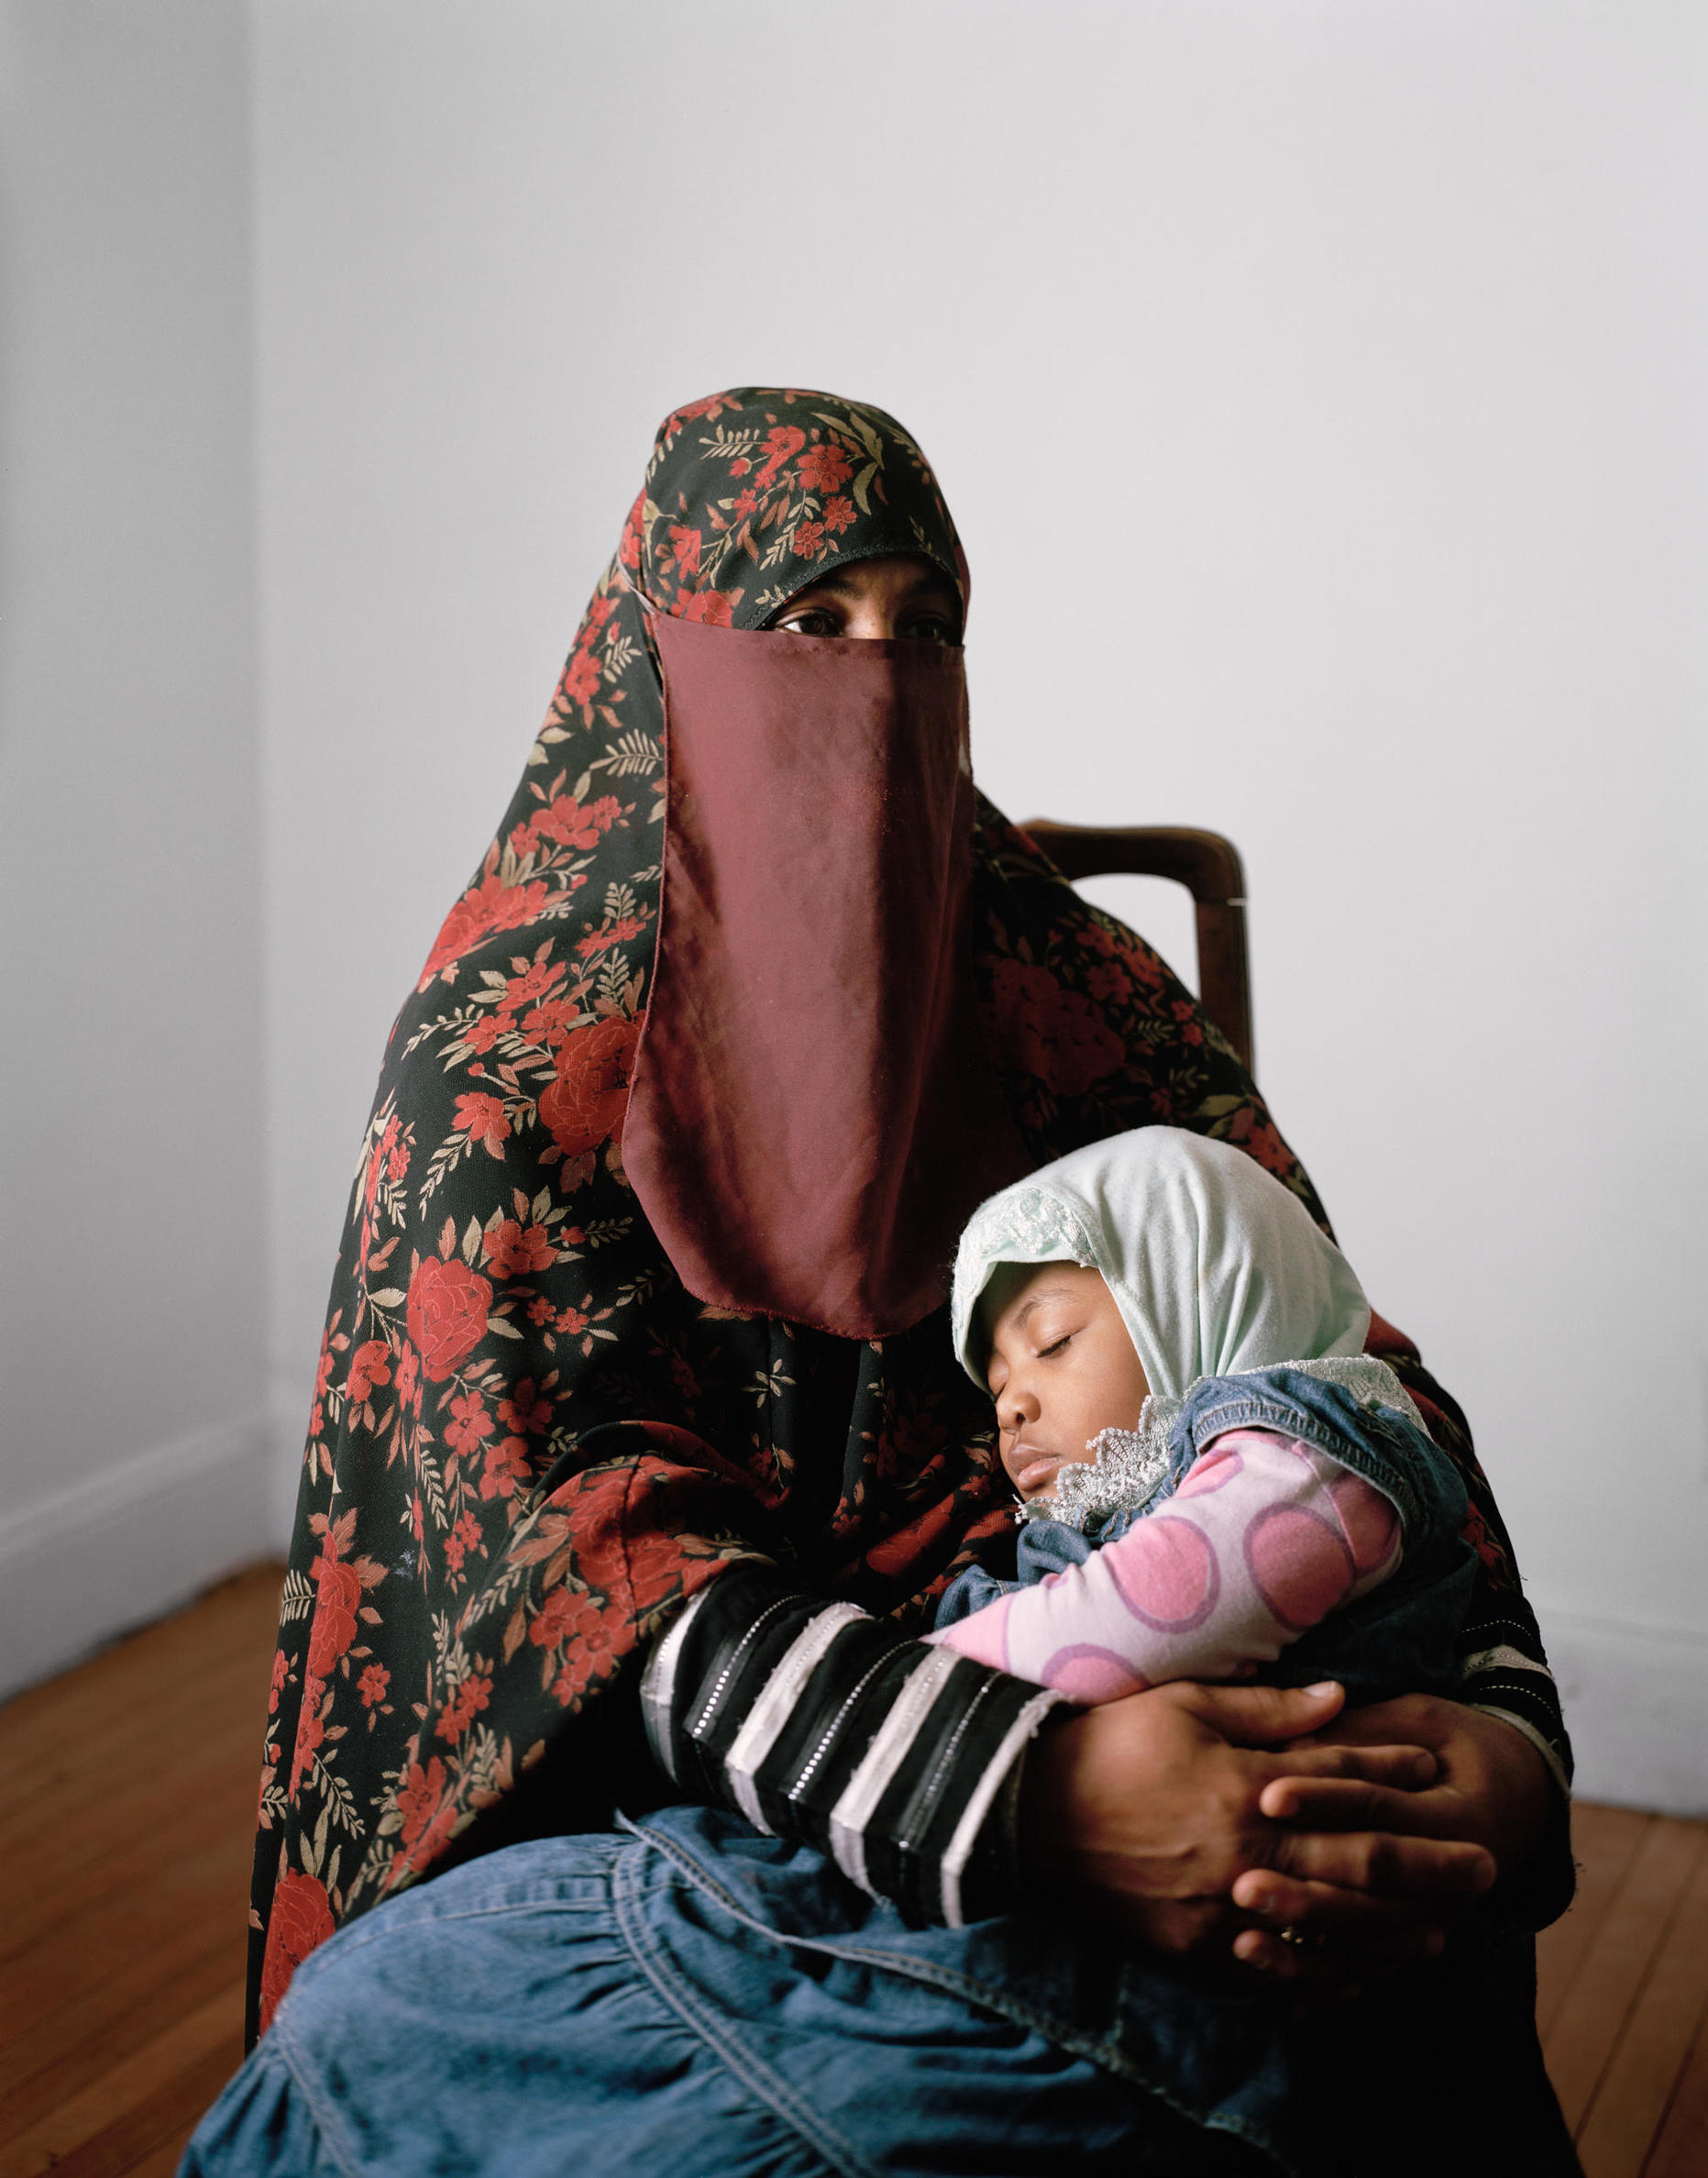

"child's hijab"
[953, 1125, 1370, 1397]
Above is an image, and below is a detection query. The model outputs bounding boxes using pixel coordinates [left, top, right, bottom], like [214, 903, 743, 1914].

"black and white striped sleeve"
[1455, 1608, 1572, 1799]
[641, 1562, 1065, 1927]
[1452, 1587, 1576, 1931]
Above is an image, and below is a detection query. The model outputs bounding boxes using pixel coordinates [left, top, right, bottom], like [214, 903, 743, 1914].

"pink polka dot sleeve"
[930, 1431, 1402, 1705]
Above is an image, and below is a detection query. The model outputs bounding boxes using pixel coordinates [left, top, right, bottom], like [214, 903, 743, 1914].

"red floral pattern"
[536, 1015, 643, 1159]
[406, 1256, 493, 1384]
[257, 1870, 336, 2036]
[249, 390, 1517, 2045]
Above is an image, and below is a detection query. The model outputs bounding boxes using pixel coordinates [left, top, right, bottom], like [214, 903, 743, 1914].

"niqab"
[630, 611, 1028, 1336]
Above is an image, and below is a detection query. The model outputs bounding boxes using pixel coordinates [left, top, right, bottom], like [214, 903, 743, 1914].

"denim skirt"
[184, 1810, 1579, 2178]
[183, 1822, 1266, 2178]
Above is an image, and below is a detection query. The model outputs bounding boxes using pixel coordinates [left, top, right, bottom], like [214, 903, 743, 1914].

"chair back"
[1022, 821, 1254, 1076]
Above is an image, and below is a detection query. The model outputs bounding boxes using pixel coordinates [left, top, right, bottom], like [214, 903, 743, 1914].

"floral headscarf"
[250, 389, 1339, 2040]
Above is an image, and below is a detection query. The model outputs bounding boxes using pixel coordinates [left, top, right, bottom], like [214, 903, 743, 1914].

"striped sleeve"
[1450, 1587, 1577, 1929]
[1457, 1612, 1572, 1797]
[641, 1563, 1065, 1927]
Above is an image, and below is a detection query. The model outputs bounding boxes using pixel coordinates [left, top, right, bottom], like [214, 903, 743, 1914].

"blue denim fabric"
[936, 1367, 1475, 1710]
[181, 1826, 1262, 2178]
[182, 1813, 1574, 2178]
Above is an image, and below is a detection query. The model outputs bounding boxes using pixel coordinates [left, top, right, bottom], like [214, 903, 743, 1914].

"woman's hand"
[1229, 1696, 1558, 1979]
[1019, 1680, 1493, 1964]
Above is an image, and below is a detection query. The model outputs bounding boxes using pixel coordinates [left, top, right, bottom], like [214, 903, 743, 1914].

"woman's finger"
[1260, 1741, 1438, 1792]
[1258, 1774, 1464, 1830]
[1232, 1867, 1442, 1934]
[1174, 1679, 1347, 1746]
[1232, 1919, 1444, 1986]
[1231, 1924, 1358, 1991]
[1259, 1826, 1495, 1898]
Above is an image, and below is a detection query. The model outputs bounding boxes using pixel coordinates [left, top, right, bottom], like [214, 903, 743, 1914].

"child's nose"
[1000, 1385, 1040, 1432]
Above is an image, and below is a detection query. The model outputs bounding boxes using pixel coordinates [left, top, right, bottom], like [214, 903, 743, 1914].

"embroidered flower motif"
[257, 1870, 336, 2036]
[537, 1015, 644, 1158]
[796, 443, 853, 494]
[419, 866, 552, 988]
[406, 1257, 493, 1383]
[983, 959, 1124, 1096]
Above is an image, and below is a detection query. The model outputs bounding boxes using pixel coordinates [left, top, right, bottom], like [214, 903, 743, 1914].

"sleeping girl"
[931, 1127, 1480, 1727]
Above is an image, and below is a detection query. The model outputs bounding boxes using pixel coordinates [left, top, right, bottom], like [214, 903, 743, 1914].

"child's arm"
[928, 1430, 1401, 1704]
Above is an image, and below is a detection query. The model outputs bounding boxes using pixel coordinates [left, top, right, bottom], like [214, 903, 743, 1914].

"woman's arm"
[644, 1559, 1480, 1949]
[1368, 1321, 1572, 1804]
[643, 1560, 1064, 1925]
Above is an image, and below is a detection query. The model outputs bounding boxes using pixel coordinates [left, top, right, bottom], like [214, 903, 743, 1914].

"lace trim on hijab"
[956, 1185, 1097, 1288]
[1022, 1354, 1424, 1532]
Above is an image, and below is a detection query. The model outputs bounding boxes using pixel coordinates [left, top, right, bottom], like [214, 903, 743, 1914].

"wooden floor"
[1, 1568, 1704, 2176]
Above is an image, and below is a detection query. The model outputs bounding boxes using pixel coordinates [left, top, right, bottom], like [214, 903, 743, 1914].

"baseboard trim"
[0, 1410, 277, 1705]
[1537, 1606, 1708, 1818]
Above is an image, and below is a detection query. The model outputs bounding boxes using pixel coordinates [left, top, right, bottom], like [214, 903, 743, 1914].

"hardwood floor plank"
[1537, 1806, 1655, 2040]
[1577, 1825, 1708, 2176]
[23, 2037, 238, 2178]
[0, 1714, 266, 1908]
[1645, 1998, 1708, 2178]
[1545, 1818, 1706, 2137]
[0, 1921, 244, 2135]
[0, 1793, 256, 1980]
[125, 2145, 199, 2178]
[0, 1648, 270, 1863]
[0, 1831, 250, 2049]
[0, 1985, 240, 2178]
[121, 2146, 199, 2178]
[0, 1572, 281, 1865]
[0, 1570, 281, 1805]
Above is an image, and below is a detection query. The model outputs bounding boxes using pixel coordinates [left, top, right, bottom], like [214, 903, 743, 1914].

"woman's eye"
[780, 609, 839, 637]
[1038, 1332, 1072, 1359]
[904, 614, 958, 644]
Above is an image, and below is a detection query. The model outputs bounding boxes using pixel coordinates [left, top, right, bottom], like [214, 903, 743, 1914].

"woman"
[201, 390, 1574, 2173]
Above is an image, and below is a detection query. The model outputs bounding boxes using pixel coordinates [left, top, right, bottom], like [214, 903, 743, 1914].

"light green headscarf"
[952, 1128, 1405, 1526]
[952, 1125, 1370, 1395]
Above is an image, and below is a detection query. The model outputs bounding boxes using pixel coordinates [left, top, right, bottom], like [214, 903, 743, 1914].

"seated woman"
[189, 390, 1576, 2176]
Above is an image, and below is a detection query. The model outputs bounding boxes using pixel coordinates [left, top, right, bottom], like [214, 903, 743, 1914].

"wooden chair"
[1022, 821, 1255, 1077]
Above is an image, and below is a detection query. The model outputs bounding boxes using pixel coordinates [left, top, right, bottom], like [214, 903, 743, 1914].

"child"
[931, 1127, 1477, 1715]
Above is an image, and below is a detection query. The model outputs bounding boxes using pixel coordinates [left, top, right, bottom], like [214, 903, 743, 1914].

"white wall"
[0, 0, 270, 1697]
[6, 3, 1702, 1805]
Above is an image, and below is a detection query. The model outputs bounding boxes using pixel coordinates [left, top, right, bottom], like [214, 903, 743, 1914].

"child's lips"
[1009, 1445, 1063, 1496]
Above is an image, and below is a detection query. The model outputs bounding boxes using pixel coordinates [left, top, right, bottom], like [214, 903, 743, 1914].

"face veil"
[628, 608, 1030, 1336]
[248, 387, 1328, 2040]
